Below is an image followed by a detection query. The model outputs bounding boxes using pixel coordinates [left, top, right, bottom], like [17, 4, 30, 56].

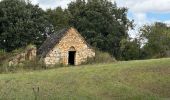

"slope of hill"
[0, 58, 170, 100]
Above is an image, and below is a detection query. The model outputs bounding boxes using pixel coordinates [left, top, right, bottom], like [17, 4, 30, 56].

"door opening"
[68, 51, 76, 65]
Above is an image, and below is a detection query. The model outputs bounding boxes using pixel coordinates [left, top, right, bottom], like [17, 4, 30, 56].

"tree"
[120, 38, 141, 60]
[0, 0, 50, 51]
[140, 22, 170, 58]
[46, 7, 70, 31]
[67, 0, 133, 59]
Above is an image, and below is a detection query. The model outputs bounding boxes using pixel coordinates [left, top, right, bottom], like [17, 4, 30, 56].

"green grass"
[0, 58, 170, 100]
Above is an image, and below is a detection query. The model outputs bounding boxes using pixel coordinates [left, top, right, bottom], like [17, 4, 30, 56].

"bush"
[83, 50, 116, 64]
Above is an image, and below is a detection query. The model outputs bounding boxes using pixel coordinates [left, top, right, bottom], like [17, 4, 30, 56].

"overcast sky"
[12, 0, 170, 37]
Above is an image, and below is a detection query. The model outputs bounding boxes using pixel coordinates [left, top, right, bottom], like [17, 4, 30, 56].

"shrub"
[83, 50, 116, 64]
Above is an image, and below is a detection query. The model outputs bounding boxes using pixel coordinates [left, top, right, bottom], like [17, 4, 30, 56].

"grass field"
[0, 58, 170, 100]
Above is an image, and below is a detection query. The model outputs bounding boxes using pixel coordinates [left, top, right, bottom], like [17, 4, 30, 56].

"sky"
[20, 0, 170, 37]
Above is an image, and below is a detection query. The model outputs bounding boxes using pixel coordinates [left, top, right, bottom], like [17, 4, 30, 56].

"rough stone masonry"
[38, 27, 95, 65]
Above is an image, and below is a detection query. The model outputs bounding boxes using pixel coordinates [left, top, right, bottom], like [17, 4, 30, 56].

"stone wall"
[44, 48, 61, 65]
[44, 28, 95, 65]
[8, 47, 37, 66]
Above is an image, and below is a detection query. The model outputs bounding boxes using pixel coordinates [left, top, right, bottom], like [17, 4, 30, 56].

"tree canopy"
[0, 0, 49, 51]
[140, 22, 170, 58]
[46, 7, 69, 31]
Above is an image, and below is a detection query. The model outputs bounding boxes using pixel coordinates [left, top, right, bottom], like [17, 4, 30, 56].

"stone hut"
[38, 27, 95, 65]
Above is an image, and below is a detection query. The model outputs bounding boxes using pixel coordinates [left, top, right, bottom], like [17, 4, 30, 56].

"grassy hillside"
[0, 58, 170, 100]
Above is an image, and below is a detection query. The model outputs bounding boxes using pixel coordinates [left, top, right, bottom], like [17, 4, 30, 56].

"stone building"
[38, 27, 95, 65]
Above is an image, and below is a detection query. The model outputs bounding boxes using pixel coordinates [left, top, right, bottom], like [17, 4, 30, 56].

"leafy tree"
[120, 38, 140, 60]
[67, 0, 133, 59]
[140, 22, 170, 58]
[0, 0, 49, 51]
[46, 7, 70, 31]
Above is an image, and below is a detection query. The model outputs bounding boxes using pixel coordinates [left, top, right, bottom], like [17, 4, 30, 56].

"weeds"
[33, 86, 40, 100]
[83, 50, 116, 64]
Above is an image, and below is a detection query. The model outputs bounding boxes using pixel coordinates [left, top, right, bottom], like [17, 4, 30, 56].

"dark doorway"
[68, 51, 76, 65]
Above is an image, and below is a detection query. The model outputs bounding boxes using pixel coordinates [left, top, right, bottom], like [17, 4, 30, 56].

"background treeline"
[0, 0, 170, 61]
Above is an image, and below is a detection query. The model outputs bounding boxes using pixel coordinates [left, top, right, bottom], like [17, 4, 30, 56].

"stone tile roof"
[37, 28, 69, 58]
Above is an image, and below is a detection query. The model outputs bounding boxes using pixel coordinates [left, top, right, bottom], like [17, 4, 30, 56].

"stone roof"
[37, 28, 69, 58]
